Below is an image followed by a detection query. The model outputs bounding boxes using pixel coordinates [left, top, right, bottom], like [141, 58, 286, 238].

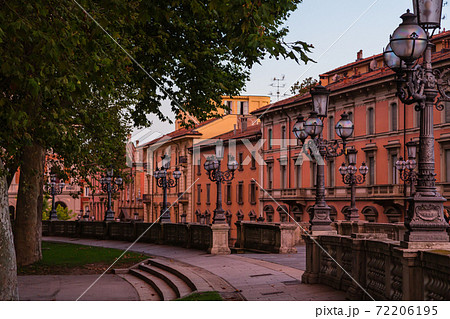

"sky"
[131, 0, 450, 145]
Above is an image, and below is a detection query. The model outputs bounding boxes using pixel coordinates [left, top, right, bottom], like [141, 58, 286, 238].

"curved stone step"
[118, 273, 161, 301]
[138, 264, 193, 298]
[147, 259, 197, 291]
[129, 268, 177, 301]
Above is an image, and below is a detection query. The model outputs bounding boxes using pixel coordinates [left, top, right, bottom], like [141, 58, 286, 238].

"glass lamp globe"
[359, 163, 369, 176]
[304, 112, 323, 138]
[339, 163, 348, 176]
[395, 157, 407, 171]
[115, 177, 123, 185]
[211, 158, 220, 170]
[383, 43, 405, 71]
[335, 112, 354, 140]
[204, 158, 211, 172]
[413, 0, 443, 30]
[159, 169, 167, 179]
[406, 159, 417, 170]
[390, 10, 428, 63]
[173, 168, 182, 179]
[348, 165, 358, 175]
[227, 159, 239, 172]
[293, 116, 309, 143]
[59, 182, 65, 190]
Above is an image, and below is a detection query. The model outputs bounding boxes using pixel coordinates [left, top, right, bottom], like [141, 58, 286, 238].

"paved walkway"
[19, 237, 345, 301]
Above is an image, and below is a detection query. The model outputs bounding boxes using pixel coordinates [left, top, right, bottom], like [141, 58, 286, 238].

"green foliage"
[42, 204, 75, 221]
[290, 77, 319, 95]
[177, 291, 223, 301]
[18, 242, 150, 275]
[0, 0, 312, 179]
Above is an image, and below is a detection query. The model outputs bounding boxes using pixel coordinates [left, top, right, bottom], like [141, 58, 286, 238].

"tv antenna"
[268, 75, 289, 101]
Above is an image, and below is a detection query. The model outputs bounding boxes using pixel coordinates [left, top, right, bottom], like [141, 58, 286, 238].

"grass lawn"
[18, 241, 149, 275]
[177, 291, 223, 301]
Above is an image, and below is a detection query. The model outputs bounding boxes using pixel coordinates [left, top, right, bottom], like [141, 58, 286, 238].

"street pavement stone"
[34, 237, 346, 301]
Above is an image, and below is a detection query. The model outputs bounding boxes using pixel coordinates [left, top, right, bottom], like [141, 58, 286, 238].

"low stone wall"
[333, 221, 406, 241]
[42, 221, 212, 252]
[235, 221, 298, 253]
[302, 234, 450, 301]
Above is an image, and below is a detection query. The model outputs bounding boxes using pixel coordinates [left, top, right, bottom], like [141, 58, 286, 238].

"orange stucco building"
[251, 30, 450, 224]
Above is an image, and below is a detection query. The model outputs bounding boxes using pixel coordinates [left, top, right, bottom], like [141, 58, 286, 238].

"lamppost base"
[348, 208, 360, 222]
[160, 216, 171, 223]
[404, 193, 449, 243]
[310, 205, 334, 233]
[104, 210, 115, 222]
[49, 210, 58, 221]
[212, 208, 227, 224]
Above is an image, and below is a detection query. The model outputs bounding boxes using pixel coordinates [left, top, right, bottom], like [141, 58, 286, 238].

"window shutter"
[244, 101, 249, 114]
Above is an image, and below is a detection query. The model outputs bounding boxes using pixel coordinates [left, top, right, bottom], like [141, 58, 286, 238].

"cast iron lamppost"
[204, 141, 238, 224]
[84, 207, 90, 221]
[293, 83, 354, 232]
[44, 174, 65, 221]
[384, 0, 449, 242]
[154, 155, 182, 223]
[395, 139, 418, 196]
[339, 147, 369, 221]
[100, 166, 123, 221]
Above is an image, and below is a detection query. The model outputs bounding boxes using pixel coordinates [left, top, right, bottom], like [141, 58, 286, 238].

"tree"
[42, 203, 76, 221]
[0, 0, 312, 272]
[290, 77, 318, 95]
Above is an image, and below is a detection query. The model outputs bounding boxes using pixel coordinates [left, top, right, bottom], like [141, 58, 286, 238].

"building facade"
[251, 30, 450, 224]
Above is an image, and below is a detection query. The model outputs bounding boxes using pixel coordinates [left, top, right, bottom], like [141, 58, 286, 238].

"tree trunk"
[14, 143, 45, 266]
[0, 160, 19, 300]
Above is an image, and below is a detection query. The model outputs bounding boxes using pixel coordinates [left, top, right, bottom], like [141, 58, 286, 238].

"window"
[281, 125, 286, 148]
[197, 185, 201, 204]
[280, 163, 286, 189]
[251, 151, 256, 169]
[267, 164, 273, 189]
[328, 160, 335, 187]
[295, 163, 302, 188]
[328, 116, 334, 140]
[445, 101, 450, 123]
[226, 183, 232, 204]
[391, 154, 398, 184]
[84, 187, 90, 197]
[238, 101, 249, 115]
[368, 154, 375, 186]
[268, 128, 273, 150]
[367, 107, 375, 135]
[250, 181, 257, 204]
[391, 103, 398, 131]
[206, 184, 211, 205]
[225, 101, 233, 114]
[197, 158, 201, 175]
[446, 149, 450, 182]
[416, 110, 421, 128]
[238, 152, 244, 171]
[237, 182, 244, 204]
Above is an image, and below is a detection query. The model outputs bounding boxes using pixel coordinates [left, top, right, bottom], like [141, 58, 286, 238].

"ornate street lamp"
[384, 4, 449, 243]
[44, 174, 65, 221]
[100, 166, 123, 221]
[204, 141, 238, 224]
[84, 207, 90, 221]
[395, 140, 418, 196]
[339, 148, 368, 221]
[154, 155, 181, 223]
[293, 83, 354, 232]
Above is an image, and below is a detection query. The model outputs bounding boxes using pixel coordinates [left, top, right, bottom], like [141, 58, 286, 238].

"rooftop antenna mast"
[268, 75, 289, 101]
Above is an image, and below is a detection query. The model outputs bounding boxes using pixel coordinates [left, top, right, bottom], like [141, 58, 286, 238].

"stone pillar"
[279, 223, 298, 254]
[302, 235, 321, 284]
[209, 223, 231, 255]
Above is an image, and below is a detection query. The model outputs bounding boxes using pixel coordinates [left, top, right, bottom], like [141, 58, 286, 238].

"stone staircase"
[114, 257, 241, 301]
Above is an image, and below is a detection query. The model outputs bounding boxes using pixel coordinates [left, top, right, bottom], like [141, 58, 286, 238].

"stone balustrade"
[42, 220, 215, 253]
[302, 231, 450, 301]
[235, 221, 299, 253]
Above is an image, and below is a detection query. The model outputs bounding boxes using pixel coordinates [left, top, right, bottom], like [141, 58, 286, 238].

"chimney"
[135, 140, 139, 147]
[233, 124, 237, 135]
[356, 50, 363, 61]
[241, 117, 247, 132]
